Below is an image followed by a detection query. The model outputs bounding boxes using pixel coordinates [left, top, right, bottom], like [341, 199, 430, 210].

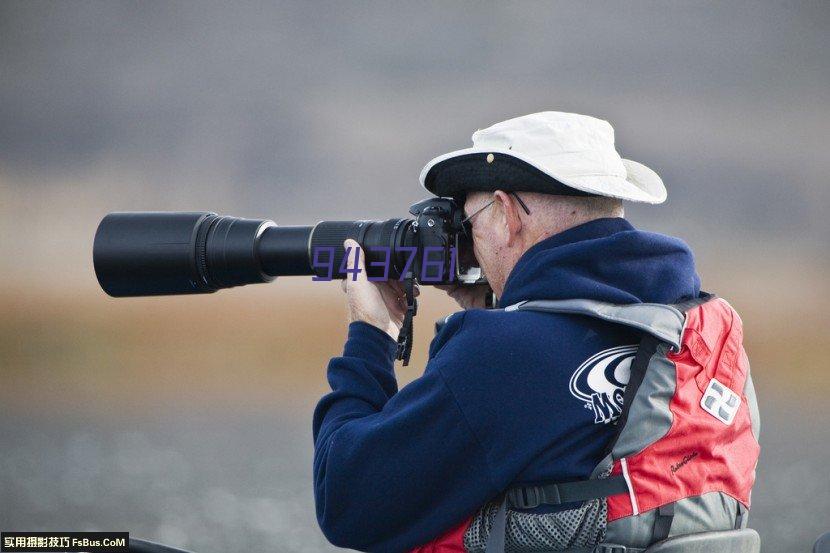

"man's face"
[463, 191, 506, 292]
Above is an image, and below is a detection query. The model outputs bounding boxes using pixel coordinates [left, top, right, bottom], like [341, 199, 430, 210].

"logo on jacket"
[570, 345, 638, 424]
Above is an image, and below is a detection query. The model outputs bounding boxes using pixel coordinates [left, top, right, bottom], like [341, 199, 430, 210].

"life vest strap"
[652, 502, 675, 541]
[506, 475, 629, 509]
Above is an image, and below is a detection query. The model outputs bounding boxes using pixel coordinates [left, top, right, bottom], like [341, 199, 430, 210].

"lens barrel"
[201, 214, 279, 289]
[94, 212, 211, 296]
[258, 225, 314, 276]
[94, 212, 279, 297]
[308, 219, 412, 280]
[93, 212, 412, 297]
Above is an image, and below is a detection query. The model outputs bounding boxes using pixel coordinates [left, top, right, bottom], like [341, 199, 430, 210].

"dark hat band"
[423, 152, 599, 199]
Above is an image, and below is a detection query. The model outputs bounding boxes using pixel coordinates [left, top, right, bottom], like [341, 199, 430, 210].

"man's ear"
[493, 190, 523, 247]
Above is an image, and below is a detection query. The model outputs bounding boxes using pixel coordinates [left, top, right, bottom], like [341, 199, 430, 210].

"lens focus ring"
[194, 214, 220, 289]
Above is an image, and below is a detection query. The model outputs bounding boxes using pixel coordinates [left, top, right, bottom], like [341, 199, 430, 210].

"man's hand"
[437, 284, 492, 310]
[341, 239, 418, 341]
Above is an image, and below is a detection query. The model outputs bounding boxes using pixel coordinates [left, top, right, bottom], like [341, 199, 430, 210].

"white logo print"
[700, 378, 740, 425]
[570, 345, 638, 424]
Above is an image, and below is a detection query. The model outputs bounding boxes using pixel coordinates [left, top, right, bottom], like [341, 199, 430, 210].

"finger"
[382, 281, 407, 310]
[390, 279, 419, 299]
[385, 278, 405, 298]
[387, 282, 407, 309]
[377, 283, 405, 318]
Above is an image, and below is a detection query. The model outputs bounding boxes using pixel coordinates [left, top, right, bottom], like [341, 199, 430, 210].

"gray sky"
[1, 1, 828, 280]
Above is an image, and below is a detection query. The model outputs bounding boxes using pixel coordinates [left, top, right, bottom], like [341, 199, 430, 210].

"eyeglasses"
[461, 192, 531, 225]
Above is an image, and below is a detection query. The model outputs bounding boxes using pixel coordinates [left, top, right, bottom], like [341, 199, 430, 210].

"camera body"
[408, 197, 483, 284]
[93, 197, 486, 298]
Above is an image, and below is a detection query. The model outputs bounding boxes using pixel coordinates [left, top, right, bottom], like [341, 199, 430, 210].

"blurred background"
[1, 1, 828, 551]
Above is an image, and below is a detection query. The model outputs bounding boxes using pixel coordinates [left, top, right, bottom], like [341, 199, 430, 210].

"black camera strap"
[396, 276, 418, 366]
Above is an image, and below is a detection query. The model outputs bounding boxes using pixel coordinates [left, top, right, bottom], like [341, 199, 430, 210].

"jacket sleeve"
[312, 320, 497, 552]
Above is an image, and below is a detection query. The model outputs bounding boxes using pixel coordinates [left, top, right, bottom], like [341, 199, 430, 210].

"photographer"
[312, 112, 756, 552]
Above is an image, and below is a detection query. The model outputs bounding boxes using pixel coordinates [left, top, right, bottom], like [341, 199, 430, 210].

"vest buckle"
[595, 544, 627, 553]
[507, 486, 544, 509]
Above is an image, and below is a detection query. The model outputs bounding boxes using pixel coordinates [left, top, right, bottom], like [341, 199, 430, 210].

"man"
[312, 112, 755, 552]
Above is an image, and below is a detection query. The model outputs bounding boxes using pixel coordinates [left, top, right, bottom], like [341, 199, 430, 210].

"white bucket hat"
[420, 111, 666, 204]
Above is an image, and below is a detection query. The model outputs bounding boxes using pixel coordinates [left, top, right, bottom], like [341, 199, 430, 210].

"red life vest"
[412, 295, 760, 552]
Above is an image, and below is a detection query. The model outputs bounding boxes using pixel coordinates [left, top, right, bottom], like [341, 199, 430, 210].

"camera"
[93, 197, 487, 364]
[93, 197, 486, 298]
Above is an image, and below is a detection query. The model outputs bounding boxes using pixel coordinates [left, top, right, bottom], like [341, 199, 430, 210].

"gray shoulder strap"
[503, 299, 685, 349]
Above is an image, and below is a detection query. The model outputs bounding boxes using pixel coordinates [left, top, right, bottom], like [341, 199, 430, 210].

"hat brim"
[420, 147, 666, 204]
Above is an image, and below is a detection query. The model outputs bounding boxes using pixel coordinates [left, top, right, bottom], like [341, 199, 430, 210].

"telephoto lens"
[94, 198, 477, 297]
[93, 212, 413, 297]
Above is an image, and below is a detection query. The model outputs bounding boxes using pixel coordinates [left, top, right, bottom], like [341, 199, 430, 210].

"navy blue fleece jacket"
[312, 217, 700, 551]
